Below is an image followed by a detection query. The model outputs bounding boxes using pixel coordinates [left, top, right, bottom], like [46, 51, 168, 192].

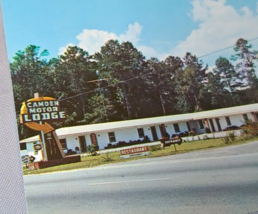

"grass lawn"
[23, 135, 258, 176]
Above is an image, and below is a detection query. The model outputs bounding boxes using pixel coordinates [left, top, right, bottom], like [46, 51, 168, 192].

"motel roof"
[20, 103, 258, 143]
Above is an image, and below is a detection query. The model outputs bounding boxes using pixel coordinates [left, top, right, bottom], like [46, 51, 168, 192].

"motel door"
[159, 124, 167, 138]
[150, 126, 158, 141]
[90, 133, 98, 147]
[79, 136, 87, 152]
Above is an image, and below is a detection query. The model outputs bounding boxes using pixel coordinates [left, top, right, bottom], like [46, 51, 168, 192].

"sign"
[20, 97, 66, 124]
[120, 146, 150, 159]
[21, 155, 29, 164]
[20, 95, 66, 162]
[33, 144, 42, 151]
[164, 138, 182, 145]
[159, 137, 182, 148]
[25, 122, 54, 134]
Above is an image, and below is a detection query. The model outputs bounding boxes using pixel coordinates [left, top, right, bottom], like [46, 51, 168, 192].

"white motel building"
[20, 103, 258, 161]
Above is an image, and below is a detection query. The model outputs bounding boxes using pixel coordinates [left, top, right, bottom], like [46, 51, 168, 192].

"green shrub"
[239, 133, 255, 141]
[150, 145, 161, 151]
[87, 144, 99, 155]
[221, 132, 236, 144]
[100, 152, 113, 162]
[221, 136, 230, 144]
[241, 120, 258, 137]
[228, 132, 235, 142]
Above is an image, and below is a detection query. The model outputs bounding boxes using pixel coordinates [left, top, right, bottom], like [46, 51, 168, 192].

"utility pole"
[88, 79, 109, 122]
[222, 78, 235, 106]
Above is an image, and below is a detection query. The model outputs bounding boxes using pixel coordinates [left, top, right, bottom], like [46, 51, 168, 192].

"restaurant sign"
[120, 146, 150, 159]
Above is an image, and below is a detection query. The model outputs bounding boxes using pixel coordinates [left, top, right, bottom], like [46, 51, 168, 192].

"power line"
[197, 36, 258, 59]
[59, 71, 152, 101]
[59, 36, 258, 102]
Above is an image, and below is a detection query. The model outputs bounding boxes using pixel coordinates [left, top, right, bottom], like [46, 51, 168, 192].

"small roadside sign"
[159, 137, 182, 147]
[159, 137, 182, 151]
[164, 138, 182, 145]
[120, 146, 150, 159]
[21, 155, 30, 164]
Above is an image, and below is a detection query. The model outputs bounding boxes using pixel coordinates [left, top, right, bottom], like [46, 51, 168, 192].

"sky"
[1, 0, 258, 67]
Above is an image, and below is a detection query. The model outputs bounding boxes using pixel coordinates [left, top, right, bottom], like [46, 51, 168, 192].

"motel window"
[60, 139, 67, 149]
[137, 128, 145, 138]
[173, 123, 180, 133]
[225, 116, 231, 126]
[198, 120, 204, 129]
[108, 132, 116, 143]
[20, 143, 26, 150]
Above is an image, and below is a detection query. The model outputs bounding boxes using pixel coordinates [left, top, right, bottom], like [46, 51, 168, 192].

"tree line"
[10, 38, 258, 139]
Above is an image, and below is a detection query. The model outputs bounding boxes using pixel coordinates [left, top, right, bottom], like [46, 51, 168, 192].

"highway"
[24, 141, 258, 214]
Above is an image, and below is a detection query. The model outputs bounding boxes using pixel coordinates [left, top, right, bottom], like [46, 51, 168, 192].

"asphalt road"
[24, 141, 258, 214]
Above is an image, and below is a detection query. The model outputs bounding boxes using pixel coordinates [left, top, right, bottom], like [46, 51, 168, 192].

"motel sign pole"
[33, 92, 48, 161]
[0, 1, 28, 213]
[40, 121, 48, 161]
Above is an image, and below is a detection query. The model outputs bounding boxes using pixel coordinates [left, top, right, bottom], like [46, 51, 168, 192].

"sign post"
[159, 137, 182, 152]
[39, 121, 48, 161]
[33, 93, 48, 161]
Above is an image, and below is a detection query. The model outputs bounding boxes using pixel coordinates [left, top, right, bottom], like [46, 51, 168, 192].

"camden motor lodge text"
[22, 101, 66, 122]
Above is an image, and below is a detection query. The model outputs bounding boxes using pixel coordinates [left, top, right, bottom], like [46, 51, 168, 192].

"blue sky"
[1, 0, 258, 67]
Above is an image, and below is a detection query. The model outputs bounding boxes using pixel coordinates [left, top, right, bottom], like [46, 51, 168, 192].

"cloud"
[118, 22, 142, 44]
[76, 30, 117, 54]
[59, 0, 258, 65]
[59, 22, 163, 60]
[171, 0, 258, 62]
[59, 22, 143, 56]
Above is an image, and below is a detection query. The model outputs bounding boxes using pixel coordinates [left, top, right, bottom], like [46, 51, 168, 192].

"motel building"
[20, 103, 258, 161]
